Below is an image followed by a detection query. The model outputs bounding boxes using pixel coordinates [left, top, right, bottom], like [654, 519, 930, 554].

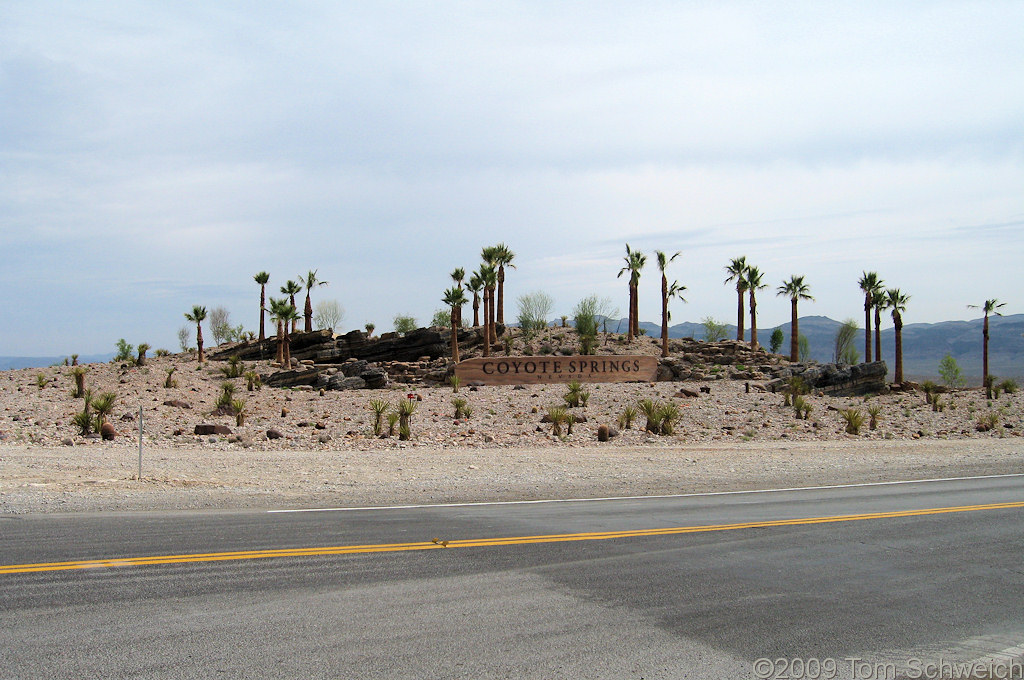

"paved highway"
[3, 474, 1024, 679]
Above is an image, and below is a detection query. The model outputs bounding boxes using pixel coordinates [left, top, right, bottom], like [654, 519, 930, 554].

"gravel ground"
[1, 353, 1021, 514]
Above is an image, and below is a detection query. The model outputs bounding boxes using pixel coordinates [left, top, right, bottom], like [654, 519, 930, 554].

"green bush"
[938, 354, 965, 388]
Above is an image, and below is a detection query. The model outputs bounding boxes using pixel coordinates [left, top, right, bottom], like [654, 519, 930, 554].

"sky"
[2, 1, 1022, 356]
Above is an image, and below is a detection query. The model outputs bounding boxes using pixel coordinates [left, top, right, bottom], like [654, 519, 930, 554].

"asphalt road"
[3, 474, 1024, 679]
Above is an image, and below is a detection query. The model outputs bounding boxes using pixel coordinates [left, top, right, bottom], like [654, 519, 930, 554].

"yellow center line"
[2, 501, 1022, 575]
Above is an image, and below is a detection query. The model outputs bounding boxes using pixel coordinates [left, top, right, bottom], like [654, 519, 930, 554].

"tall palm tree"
[268, 298, 287, 366]
[301, 270, 328, 333]
[858, 272, 884, 363]
[481, 247, 501, 342]
[724, 256, 748, 342]
[617, 244, 646, 343]
[967, 299, 1006, 389]
[442, 286, 469, 363]
[467, 272, 483, 328]
[745, 266, 766, 349]
[656, 250, 681, 358]
[272, 299, 299, 368]
[886, 289, 910, 384]
[871, 288, 887, 364]
[184, 305, 208, 364]
[492, 244, 516, 326]
[450, 268, 466, 327]
[479, 264, 497, 356]
[280, 280, 302, 334]
[254, 272, 270, 342]
[777, 275, 814, 362]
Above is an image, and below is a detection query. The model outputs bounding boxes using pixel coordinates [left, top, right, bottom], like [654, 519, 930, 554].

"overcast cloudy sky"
[2, 1, 1022, 356]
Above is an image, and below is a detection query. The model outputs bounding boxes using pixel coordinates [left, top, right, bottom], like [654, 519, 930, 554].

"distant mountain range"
[0, 353, 114, 371]
[4, 314, 1020, 381]
[629, 313, 1022, 382]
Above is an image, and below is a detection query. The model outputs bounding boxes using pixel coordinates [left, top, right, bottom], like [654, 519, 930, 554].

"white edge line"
[266, 472, 1024, 514]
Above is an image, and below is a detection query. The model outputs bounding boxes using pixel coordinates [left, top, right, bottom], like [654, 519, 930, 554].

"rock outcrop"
[765, 361, 888, 397]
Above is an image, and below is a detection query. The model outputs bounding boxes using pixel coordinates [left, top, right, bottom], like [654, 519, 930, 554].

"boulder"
[163, 400, 192, 409]
[194, 424, 232, 436]
[262, 367, 321, 388]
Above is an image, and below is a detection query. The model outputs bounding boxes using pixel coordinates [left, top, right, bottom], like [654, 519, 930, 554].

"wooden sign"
[455, 355, 658, 385]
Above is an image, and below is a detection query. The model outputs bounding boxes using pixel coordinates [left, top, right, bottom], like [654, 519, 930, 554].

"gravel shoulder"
[2, 439, 1021, 514]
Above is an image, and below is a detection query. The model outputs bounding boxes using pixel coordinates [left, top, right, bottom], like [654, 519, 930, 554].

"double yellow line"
[3, 501, 1022, 576]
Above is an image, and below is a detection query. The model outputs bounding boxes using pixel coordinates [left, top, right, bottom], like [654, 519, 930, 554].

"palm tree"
[724, 256, 748, 342]
[617, 244, 646, 343]
[492, 243, 516, 325]
[301, 270, 328, 333]
[481, 247, 501, 341]
[450, 267, 466, 327]
[886, 289, 910, 384]
[871, 288, 887, 364]
[442, 286, 469, 362]
[272, 300, 299, 368]
[280, 280, 303, 334]
[777, 276, 814, 362]
[268, 298, 286, 366]
[254, 272, 270, 341]
[745, 266, 766, 349]
[967, 299, 1006, 389]
[479, 264, 497, 356]
[858, 272, 883, 363]
[656, 250, 681, 357]
[466, 273, 483, 328]
[184, 305, 207, 364]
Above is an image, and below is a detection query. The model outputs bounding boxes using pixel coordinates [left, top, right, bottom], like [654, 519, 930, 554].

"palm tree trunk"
[451, 315, 460, 363]
[864, 295, 872, 363]
[488, 287, 497, 344]
[304, 293, 313, 333]
[259, 286, 266, 342]
[894, 315, 903, 384]
[472, 294, 480, 327]
[283, 331, 291, 368]
[790, 299, 799, 362]
[276, 321, 284, 366]
[874, 309, 882, 364]
[983, 313, 990, 386]
[660, 274, 669, 358]
[626, 284, 635, 344]
[196, 323, 205, 364]
[749, 291, 758, 349]
[736, 288, 745, 342]
[497, 266, 505, 325]
[632, 282, 639, 337]
[482, 291, 491, 358]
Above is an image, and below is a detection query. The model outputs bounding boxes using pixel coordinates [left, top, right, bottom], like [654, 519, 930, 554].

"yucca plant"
[985, 375, 997, 400]
[976, 412, 1000, 432]
[36, 373, 47, 390]
[921, 380, 937, 405]
[866, 404, 882, 430]
[216, 382, 237, 410]
[244, 370, 261, 391]
[136, 343, 151, 366]
[368, 398, 389, 436]
[792, 395, 808, 420]
[398, 399, 418, 440]
[449, 375, 461, 393]
[70, 366, 87, 398]
[164, 366, 178, 388]
[91, 392, 117, 429]
[387, 411, 400, 437]
[71, 409, 93, 436]
[233, 399, 247, 426]
[452, 397, 468, 420]
[221, 355, 245, 379]
[1000, 379, 1018, 395]
[563, 380, 584, 408]
[932, 396, 945, 412]
[579, 390, 590, 407]
[801, 401, 813, 420]
[565, 413, 577, 435]
[618, 405, 638, 430]
[638, 398, 663, 434]
[659, 402, 680, 435]
[462, 404, 474, 420]
[840, 408, 864, 435]
[547, 406, 569, 436]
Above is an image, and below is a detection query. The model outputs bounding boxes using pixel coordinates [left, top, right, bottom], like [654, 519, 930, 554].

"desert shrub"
[449, 375, 461, 393]
[452, 397, 468, 419]
[178, 326, 191, 353]
[701, 317, 728, 343]
[164, 366, 177, 388]
[921, 380, 937, 404]
[798, 335, 810, 362]
[769, 328, 784, 354]
[245, 370, 261, 391]
[155, 348, 171, 357]
[114, 338, 134, 363]
[573, 295, 600, 355]
[136, 343, 151, 366]
[840, 408, 864, 435]
[546, 406, 569, 436]
[833, 319, 859, 365]
[938, 354, 965, 388]
[365, 322, 375, 336]
[976, 412, 1000, 432]
[36, 373, 47, 390]
[618, 405, 638, 430]
[932, 396, 945, 412]
[999, 379, 1018, 395]
[216, 382, 237, 410]
[393, 315, 417, 336]
[314, 299, 345, 332]
[431, 309, 452, 328]
[516, 291, 554, 333]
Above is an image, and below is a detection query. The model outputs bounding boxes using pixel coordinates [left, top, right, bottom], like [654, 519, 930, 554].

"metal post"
[138, 405, 143, 480]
